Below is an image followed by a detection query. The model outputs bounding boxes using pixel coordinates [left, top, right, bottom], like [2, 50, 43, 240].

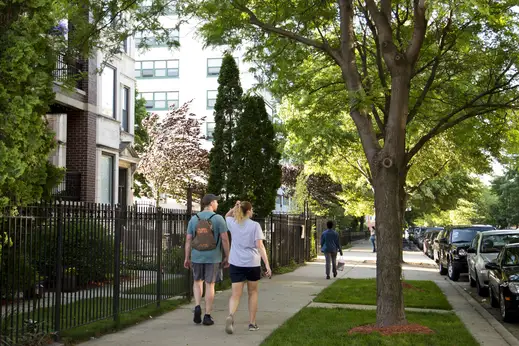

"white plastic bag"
[337, 256, 345, 271]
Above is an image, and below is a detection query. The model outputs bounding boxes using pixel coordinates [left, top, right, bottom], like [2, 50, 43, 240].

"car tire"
[489, 286, 500, 308]
[448, 260, 460, 281]
[439, 259, 447, 275]
[500, 290, 514, 322]
[476, 274, 488, 296]
[469, 272, 476, 287]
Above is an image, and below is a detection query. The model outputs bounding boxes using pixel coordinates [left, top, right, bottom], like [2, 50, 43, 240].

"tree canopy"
[182, 0, 519, 327]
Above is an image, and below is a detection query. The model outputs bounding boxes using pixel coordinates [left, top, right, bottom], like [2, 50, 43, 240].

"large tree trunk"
[374, 167, 406, 326]
[372, 74, 410, 327]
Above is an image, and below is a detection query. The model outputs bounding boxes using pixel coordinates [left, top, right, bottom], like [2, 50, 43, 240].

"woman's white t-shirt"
[226, 217, 265, 267]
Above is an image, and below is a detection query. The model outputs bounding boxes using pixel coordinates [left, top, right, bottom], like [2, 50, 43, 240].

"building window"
[135, 29, 179, 47]
[101, 66, 116, 118]
[206, 122, 215, 141]
[276, 196, 281, 207]
[100, 154, 114, 204]
[207, 57, 239, 76]
[135, 60, 179, 78]
[207, 58, 222, 76]
[122, 37, 128, 54]
[207, 90, 217, 109]
[138, 91, 179, 111]
[122, 86, 130, 132]
[283, 196, 289, 206]
[140, 0, 176, 16]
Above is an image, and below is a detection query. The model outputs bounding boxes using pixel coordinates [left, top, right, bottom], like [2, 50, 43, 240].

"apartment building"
[47, 38, 139, 205]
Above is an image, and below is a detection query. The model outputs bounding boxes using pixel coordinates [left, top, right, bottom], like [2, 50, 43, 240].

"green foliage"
[492, 168, 519, 228]
[207, 54, 243, 204]
[133, 92, 153, 198]
[0, 255, 39, 300]
[228, 95, 281, 217]
[162, 246, 184, 274]
[0, 0, 62, 206]
[35, 221, 114, 286]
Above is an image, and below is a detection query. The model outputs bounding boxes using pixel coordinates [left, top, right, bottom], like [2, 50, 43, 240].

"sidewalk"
[82, 239, 518, 345]
[83, 261, 338, 346]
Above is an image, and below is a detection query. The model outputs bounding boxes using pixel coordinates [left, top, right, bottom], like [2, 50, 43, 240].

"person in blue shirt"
[321, 221, 343, 279]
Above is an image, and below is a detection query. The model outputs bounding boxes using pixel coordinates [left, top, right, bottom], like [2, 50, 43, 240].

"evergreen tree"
[207, 54, 243, 209]
[229, 95, 281, 217]
[133, 92, 152, 198]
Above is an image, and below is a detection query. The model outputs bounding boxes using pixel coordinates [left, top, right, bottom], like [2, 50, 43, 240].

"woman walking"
[224, 201, 272, 334]
[370, 226, 376, 252]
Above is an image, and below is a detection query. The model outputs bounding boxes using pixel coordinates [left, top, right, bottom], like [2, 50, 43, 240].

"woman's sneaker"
[248, 324, 259, 331]
[203, 314, 214, 326]
[225, 315, 234, 334]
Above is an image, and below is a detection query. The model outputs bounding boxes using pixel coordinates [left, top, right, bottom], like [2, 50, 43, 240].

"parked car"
[486, 244, 519, 322]
[415, 228, 428, 248]
[467, 230, 519, 297]
[423, 228, 443, 258]
[433, 229, 448, 263]
[438, 225, 495, 281]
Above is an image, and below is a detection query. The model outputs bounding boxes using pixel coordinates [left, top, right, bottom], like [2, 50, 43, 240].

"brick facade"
[66, 110, 97, 202]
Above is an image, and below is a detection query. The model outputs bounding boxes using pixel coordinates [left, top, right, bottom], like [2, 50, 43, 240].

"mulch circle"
[348, 324, 434, 336]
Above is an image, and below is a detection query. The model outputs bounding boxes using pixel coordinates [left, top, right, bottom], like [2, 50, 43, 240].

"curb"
[447, 279, 519, 346]
[308, 302, 453, 314]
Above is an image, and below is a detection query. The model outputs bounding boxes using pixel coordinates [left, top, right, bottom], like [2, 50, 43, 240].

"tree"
[228, 95, 281, 217]
[0, 0, 179, 206]
[138, 101, 209, 207]
[207, 54, 243, 208]
[133, 91, 153, 198]
[492, 168, 519, 228]
[184, 1, 519, 326]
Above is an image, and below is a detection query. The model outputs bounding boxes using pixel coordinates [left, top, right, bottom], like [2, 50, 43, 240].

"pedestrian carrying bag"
[337, 256, 345, 271]
[191, 214, 218, 251]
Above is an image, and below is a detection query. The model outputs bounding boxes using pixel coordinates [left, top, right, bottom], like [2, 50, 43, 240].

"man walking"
[184, 194, 230, 326]
[320, 221, 343, 279]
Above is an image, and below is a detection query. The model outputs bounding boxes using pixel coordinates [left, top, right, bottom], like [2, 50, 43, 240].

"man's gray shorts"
[192, 263, 221, 283]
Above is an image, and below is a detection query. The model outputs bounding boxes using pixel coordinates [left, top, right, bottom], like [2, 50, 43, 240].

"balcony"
[53, 54, 86, 92]
[52, 171, 82, 201]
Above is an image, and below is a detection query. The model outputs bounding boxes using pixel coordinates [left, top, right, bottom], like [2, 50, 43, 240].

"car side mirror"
[467, 248, 476, 254]
[485, 262, 499, 270]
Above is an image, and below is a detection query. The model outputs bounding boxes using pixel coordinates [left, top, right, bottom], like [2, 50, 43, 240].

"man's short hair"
[327, 221, 334, 229]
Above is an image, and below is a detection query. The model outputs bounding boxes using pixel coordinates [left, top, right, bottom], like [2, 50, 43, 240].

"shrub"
[163, 246, 184, 274]
[0, 255, 39, 301]
[35, 220, 115, 286]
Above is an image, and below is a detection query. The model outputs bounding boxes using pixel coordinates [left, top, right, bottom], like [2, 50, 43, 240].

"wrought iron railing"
[52, 54, 86, 91]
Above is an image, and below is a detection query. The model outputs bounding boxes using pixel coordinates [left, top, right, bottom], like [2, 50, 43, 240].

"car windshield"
[503, 248, 519, 266]
[451, 229, 479, 243]
[480, 234, 519, 253]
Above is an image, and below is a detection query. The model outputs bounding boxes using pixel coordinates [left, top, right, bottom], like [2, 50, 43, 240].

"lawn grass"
[262, 308, 477, 346]
[314, 278, 452, 310]
[124, 277, 188, 295]
[61, 298, 186, 345]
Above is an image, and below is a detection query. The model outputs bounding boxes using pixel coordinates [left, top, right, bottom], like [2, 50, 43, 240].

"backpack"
[191, 213, 219, 251]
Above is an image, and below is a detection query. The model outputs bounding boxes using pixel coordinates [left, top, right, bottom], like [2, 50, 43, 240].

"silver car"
[467, 230, 519, 297]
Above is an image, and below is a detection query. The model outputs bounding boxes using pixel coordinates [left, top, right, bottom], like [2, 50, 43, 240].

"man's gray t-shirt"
[226, 217, 265, 267]
[188, 211, 227, 264]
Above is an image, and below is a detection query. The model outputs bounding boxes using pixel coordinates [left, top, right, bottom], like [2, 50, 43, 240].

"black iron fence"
[0, 201, 330, 343]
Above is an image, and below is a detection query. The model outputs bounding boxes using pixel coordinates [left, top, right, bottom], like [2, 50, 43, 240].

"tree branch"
[230, 1, 330, 54]
[407, 159, 450, 194]
[407, 10, 453, 124]
[405, 0, 427, 65]
[365, 0, 399, 71]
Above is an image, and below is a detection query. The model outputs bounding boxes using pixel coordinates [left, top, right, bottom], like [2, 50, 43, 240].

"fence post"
[53, 201, 64, 341]
[185, 186, 193, 300]
[156, 207, 163, 307]
[113, 205, 122, 322]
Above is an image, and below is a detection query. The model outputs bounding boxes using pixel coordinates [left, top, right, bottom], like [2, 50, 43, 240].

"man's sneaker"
[333, 271, 337, 278]
[248, 324, 259, 331]
[193, 305, 202, 324]
[203, 314, 214, 326]
[326, 275, 330, 280]
[225, 315, 234, 334]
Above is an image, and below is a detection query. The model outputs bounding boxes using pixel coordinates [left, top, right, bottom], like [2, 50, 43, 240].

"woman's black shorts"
[229, 264, 261, 283]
